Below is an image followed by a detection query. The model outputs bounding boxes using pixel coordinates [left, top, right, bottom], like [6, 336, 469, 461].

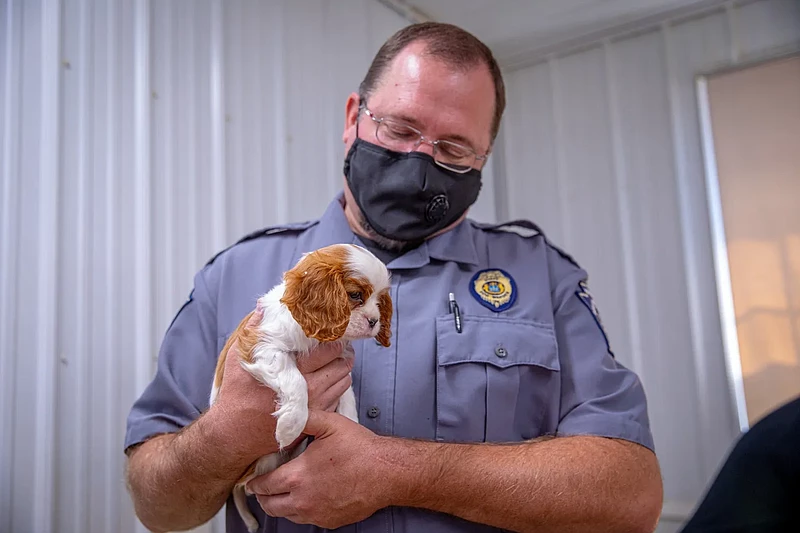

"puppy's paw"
[275, 403, 308, 449]
[336, 385, 359, 424]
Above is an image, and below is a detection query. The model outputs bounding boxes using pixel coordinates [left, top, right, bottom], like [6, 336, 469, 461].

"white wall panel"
[503, 62, 562, 240]
[607, 28, 703, 505]
[0, 1, 407, 532]
[498, 0, 800, 529]
[553, 45, 637, 375]
[662, 6, 742, 497]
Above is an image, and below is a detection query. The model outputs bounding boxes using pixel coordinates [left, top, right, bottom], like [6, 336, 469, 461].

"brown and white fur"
[209, 243, 392, 532]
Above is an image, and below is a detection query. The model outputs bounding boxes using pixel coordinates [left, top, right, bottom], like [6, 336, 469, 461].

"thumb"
[303, 409, 339, 438]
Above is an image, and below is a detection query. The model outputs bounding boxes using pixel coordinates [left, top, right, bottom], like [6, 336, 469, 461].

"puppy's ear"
[376, 290, 393, 348]
[281, 250, 350, 342]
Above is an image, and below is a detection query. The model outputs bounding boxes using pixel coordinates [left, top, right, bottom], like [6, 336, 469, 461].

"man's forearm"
[380, 435, 662, 533]
[125, 409, 255, 532]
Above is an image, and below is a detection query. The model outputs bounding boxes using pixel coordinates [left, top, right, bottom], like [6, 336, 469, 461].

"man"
[125, 22, 663, 533]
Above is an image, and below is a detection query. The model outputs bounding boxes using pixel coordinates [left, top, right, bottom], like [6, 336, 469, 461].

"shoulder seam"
[471, 219, 582, 270]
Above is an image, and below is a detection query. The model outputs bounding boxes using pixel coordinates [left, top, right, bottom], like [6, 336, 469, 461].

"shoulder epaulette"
[204, 220, 318, 267]
[472, 218, 582, 270]
[472, 219, 543, 237]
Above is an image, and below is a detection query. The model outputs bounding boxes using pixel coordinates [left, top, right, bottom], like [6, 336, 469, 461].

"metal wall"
[0, 1, 407, 532]
[495, 0, 800, 530]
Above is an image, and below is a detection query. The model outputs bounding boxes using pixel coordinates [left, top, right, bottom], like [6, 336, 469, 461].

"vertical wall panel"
[221, 0, 245, 242]
[366, 0, 409, 53]
[189, 0, 215, 275]
[0, 1, 21, 532]
[0, 1, 408, 532]
[550, 46, 636, 370]
[285, 0, 330, 222]
[663, 8, 739, 485]
[150, 0, 178, 362]
[498, 0, 800, 529]
[239, 0, 278, 231]
[55, 0, 91, 530]
[87, 2, 112, 530]
[35, 0, 61, 531]
[502, 63, 562, 239]
[607, 28, 704, 504]
[9, 1, 62, 531]
[322, 0, 373, 203]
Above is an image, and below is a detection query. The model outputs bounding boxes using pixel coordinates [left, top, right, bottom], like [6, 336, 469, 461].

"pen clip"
[448, 292, 463, 334]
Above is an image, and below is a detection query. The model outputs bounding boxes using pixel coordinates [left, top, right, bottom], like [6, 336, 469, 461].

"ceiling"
[386, 0, 726, 69]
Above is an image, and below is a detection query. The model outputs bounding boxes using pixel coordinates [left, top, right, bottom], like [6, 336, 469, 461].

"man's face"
[343, 41, 495, 164]
[340, 41, 496, 249]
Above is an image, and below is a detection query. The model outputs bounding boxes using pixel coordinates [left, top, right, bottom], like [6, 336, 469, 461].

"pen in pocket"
[448, 292, 462, 334]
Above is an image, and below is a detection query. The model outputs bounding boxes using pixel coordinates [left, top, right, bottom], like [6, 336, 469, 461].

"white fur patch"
[346, 244, 391, 293]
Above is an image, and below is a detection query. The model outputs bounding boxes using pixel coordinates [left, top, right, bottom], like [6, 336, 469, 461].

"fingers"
[310, 373, 353, 412]
[303, 409, 340, 438]
[305, 357, 353, 408]
[311, 356, 353, 384]
[247, 465, 292, 497]
[256, 493, 294, 518]
[296, 342, 346, 374]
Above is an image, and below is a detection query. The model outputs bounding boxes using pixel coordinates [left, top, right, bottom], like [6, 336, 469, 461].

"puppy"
[209, 243, 392, 532]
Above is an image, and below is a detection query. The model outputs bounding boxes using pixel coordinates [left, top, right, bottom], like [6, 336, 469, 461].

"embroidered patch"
[470, 269, 517, 312]
[575, 280, 614, 357]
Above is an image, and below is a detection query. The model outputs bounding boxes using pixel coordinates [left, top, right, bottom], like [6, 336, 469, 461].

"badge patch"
[575, 280, 614, 357]
[470, 269, 517, 312]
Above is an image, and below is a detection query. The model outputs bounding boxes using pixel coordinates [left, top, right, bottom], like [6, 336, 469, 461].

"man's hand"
[208, 305, 356, 460]
[126, 307, 356, 533]
[247, 410, 386, 529]
[245, 408, 662, 533]
[298, 342, 356, 413]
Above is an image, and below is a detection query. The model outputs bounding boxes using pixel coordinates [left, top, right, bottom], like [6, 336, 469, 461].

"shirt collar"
[305, 192, 480, 269]
[424, 217, 480, 267]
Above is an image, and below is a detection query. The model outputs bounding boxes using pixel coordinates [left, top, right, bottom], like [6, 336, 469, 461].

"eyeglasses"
[360, 104, 488, 174]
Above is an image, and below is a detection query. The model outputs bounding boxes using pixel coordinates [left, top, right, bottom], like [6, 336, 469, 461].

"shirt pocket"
[435, 314, 560, 443]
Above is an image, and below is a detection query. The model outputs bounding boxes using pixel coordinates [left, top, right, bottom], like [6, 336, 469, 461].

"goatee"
[358, 212, 420, 252]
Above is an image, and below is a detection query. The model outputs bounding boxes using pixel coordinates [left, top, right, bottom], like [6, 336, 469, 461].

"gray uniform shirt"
[125, 193, 655, 533]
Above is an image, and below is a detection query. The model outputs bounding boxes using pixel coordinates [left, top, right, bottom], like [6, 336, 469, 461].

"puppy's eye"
[348, 291, 363, 302]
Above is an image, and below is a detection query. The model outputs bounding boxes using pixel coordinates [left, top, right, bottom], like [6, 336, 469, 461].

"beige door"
[704, 54, 800, 426]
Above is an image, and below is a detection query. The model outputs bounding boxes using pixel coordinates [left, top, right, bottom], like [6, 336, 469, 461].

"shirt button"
[495, 346, 508, 358]
[367, 406, 380, 418]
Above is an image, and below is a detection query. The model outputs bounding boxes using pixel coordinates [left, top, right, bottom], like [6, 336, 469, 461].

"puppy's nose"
[367, 318, 378, 328]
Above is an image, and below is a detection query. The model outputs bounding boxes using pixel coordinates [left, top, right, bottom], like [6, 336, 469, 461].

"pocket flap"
[435, 315, 559, 371]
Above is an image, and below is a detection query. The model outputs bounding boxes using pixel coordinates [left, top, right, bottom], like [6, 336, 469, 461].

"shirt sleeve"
[552, 271, 655, 452]
[124, 266, 219, 452]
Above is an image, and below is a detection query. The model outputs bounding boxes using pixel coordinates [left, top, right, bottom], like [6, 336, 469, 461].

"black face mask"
[343, 136, 482, 243]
